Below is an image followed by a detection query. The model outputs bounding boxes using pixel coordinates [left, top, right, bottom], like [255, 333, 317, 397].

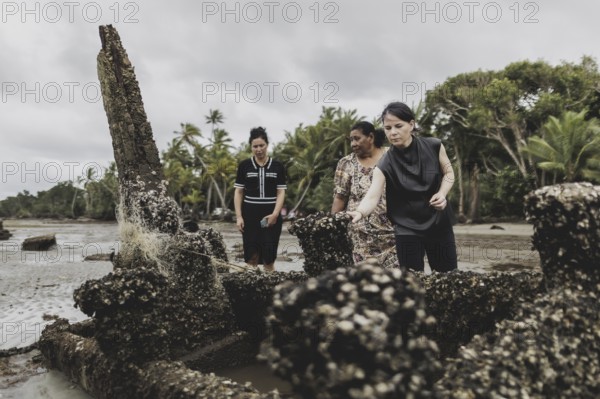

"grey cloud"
[1, 0, 600, 198]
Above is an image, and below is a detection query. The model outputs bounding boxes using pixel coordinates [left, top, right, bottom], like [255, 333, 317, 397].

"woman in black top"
[348, 102, 457, 272]
[234, 127, 287, 272]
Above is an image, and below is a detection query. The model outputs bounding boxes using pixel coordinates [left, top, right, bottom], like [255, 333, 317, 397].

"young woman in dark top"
[234, 127, 287, 272]
[348, 102, 458, 272]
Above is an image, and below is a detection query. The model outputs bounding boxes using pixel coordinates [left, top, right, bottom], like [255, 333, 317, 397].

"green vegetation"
[0, 163, 118, 220]
[2, 57, 600, 222]
[425, 56, 600, 221]
[521, 110, 600, 183]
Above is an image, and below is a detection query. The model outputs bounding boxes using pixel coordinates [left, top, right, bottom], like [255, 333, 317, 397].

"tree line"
[1, 57, 599, 222]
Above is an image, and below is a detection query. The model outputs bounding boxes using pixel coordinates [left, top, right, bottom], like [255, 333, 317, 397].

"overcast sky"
[1, 0, 599, 199]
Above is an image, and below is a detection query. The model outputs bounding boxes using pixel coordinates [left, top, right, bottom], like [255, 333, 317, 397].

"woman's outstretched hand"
[346, 210, 363, 223]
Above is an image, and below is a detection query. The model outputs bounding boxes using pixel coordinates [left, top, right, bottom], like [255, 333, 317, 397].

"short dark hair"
[351, 121, 385, 148]
[373, 129, 385, 147]
[249, 126, 268, 144]
[381, 102, 416, 124]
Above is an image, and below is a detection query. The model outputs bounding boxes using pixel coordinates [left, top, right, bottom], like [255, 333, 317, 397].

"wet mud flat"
[215, 221, 540, 274]
[454, 234, 539, 273]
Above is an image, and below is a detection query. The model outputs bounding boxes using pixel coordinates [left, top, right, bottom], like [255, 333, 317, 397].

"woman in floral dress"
[332, 121, 397, 268]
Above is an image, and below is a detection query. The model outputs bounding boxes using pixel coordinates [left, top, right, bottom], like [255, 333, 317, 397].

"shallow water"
[1, 220, 112, 397]
[0, 220, 118, 351]
[217, 362, 298, 398]
[0, 219, 303, 397]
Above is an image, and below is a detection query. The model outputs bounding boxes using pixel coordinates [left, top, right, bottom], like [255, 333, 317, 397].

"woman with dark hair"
[234, 127, 286, 272]
[331, 121, 396, 268]
[348, 102, 458, 272]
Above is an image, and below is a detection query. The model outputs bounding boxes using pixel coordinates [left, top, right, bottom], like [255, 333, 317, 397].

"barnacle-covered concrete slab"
[434, 183, 600, 397]
[39, 319, 283, 399]
[261, 260, 442, 399]
[221, 271, 309, 342]
[436, 274, 600, 398]
[525, 182, 600, 288]
[288, 212, 354, 276]
[421, 270, 543, 359]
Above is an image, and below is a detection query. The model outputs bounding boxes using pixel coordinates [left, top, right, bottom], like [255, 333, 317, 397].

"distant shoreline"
[2, 217, 532, 231]
[2, 217, 117, 225]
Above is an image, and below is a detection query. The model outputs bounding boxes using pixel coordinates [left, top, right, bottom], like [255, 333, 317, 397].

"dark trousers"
[395, 228, 457, 272]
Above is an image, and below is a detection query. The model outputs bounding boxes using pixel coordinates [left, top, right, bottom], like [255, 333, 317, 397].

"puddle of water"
[216, 362, 299, 398]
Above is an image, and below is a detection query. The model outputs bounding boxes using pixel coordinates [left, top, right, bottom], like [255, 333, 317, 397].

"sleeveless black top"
[377, 135, 451, 235]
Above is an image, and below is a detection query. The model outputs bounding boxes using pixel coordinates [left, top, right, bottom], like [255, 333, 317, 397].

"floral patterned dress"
[333, 151, 397, 268]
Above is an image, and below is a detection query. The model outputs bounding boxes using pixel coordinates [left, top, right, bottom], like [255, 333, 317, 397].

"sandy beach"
[0, 218, 540, 398]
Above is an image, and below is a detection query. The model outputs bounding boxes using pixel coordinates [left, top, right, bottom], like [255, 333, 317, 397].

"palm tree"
[273, 107, 367, 213]
[70, 180, 83, 219]
[522, 110, 600, 183]
[203, 128, 237, 214]
[174, 122, 203, 149]
[181, 188, 205, 217]
[81, 163, 119, 219]
[210, 128, 232, 151]
[205, 109, 224, 142]
[283, 125, 331, 213]
[172, 122, 242, 216]
[173, 123, 229, 211]
[322, 107, 362, 161]
[79, 166, 109, 217]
